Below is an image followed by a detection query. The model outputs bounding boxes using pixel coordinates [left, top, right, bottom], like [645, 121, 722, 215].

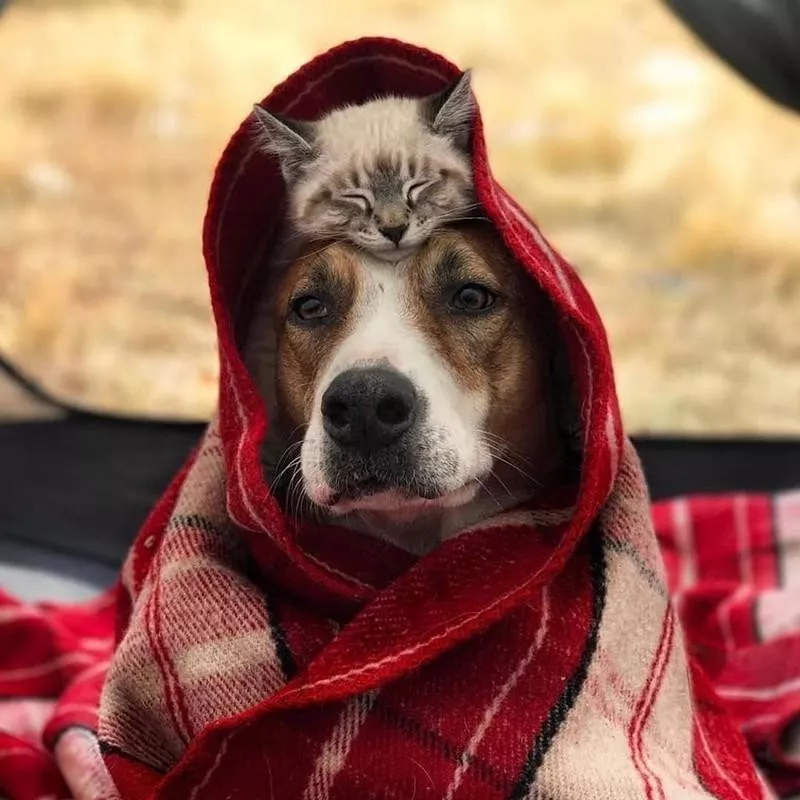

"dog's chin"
[325, 480, 481, 523]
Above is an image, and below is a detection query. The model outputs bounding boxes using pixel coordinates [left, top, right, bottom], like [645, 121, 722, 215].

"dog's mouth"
[325, 479, 481, 520]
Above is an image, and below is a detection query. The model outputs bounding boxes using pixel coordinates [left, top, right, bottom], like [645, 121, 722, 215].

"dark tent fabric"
[2, 357, 800, 583]
[661, 0, 800, 113]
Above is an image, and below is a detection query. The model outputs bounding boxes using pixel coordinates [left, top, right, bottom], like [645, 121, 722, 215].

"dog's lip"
[326, 480, 481, 519]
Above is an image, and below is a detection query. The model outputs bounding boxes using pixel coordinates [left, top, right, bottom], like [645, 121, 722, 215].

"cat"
[252, 71, 477, 261]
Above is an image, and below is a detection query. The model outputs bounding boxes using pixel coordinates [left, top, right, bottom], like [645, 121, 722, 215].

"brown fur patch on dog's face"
[270, 245, 360, 430]
[405, 226, 561, 484]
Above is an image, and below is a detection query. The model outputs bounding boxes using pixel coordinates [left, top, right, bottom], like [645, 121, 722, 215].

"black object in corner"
[661, 0, 800, 113]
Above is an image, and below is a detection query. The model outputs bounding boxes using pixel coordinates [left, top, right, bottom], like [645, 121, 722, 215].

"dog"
[246, 223, 566, 554]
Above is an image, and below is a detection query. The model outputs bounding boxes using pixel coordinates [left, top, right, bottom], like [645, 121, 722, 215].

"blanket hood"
[198, 36, 623, 701]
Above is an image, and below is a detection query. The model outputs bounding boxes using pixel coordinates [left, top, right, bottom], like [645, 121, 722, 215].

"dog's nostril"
[376, 396, 411, 426]
[324, 399, 349, 430]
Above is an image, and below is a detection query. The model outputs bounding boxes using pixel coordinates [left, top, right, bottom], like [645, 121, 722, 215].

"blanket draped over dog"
[0, 37, 798, 800]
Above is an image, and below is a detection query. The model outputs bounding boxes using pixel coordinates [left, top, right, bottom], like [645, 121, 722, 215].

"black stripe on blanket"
[507, 525, 608, 800]
[236, 547, 297, 681]
[373, 698, 511, 795]
[98, 739, 169, 775]
[264, 591, 296, 680]
[168, 514, 227, 538]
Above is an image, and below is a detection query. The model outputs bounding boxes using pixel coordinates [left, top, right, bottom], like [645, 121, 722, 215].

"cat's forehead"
[314, 96, 429, 154]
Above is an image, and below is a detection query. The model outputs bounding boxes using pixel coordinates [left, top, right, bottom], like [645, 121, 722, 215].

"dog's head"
[256, 224, 563, 532]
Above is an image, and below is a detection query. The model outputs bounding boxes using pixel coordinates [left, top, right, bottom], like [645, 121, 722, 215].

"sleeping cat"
[252, 71, 477, 261]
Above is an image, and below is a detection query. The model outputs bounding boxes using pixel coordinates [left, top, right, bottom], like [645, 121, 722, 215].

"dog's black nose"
[379, 224, 407, 245]
[322, 367, 417, 450]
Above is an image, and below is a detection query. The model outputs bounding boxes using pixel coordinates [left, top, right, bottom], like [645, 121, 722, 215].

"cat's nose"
[379, 224, 408, 245]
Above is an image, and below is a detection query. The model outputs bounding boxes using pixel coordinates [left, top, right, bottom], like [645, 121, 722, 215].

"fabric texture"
[0, 36, 795, 799]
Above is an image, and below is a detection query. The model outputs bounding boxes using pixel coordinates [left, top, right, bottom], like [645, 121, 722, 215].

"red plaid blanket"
[656, 492, 800, 797]
[0, 37, 796, 799]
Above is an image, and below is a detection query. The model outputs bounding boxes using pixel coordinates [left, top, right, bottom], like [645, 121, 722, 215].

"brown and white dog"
[246, 224, 565, 554]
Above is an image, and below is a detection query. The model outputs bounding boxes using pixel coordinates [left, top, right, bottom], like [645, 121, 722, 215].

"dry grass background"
[1, 0, 799, 432]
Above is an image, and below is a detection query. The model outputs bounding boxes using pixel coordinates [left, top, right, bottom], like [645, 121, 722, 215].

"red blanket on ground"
[0, 37, 797, 799]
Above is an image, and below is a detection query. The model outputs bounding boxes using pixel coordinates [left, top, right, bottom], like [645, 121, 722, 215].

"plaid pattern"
[100, 440, 762, 800]
[0, 37, 792, 799]
[0, 593, 116, 799]
[656, 492, 800, 798]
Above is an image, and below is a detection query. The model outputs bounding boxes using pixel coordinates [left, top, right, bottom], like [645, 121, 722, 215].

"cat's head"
[253, 72, 476, 261]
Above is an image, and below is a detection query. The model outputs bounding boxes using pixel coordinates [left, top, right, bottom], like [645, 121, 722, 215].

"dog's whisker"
[488, 447, 543, 488]
[479, 433, 544, 492]
[286, 470, 308, 524]
[271, 454, 303, 492]
[271, 438, 303, 463]
[264, 440, 303, 482]
[485, 461, 515, 499]
[479, 429, 540, 473]
[475, 476, 502, 509]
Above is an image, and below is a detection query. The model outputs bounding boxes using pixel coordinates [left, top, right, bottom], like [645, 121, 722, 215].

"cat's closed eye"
[405, 179, 436, 206]
[339, 192, 373, 215]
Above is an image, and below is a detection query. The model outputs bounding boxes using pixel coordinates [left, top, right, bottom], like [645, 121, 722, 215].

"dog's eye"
[450, 283, 497, 312]
[291, 295, 328, 322]
[405, 180, 432, 205]
[340, 193, 372, 214]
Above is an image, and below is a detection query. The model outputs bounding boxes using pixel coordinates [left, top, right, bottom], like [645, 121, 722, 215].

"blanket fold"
[0, 36, 797, 800]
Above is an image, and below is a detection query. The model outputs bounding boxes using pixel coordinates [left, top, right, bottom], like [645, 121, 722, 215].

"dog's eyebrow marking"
[303, 259, 331, 290]
[436, 247, 469, 283]
[293, 256, 350, 303]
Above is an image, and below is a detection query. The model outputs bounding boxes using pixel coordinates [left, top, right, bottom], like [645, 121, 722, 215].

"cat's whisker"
[438, 205, 484, 217]
[276, 239, 348, 265]
[273, 238, 347, 264]
[442, 216, 489, 224]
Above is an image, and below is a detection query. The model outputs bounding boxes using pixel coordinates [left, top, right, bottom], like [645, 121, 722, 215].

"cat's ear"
[252, 104, 317, 183]
[423, 70, 475, 151]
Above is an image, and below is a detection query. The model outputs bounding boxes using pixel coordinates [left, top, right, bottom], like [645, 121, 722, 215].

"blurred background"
[1, 0, 799, 433]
